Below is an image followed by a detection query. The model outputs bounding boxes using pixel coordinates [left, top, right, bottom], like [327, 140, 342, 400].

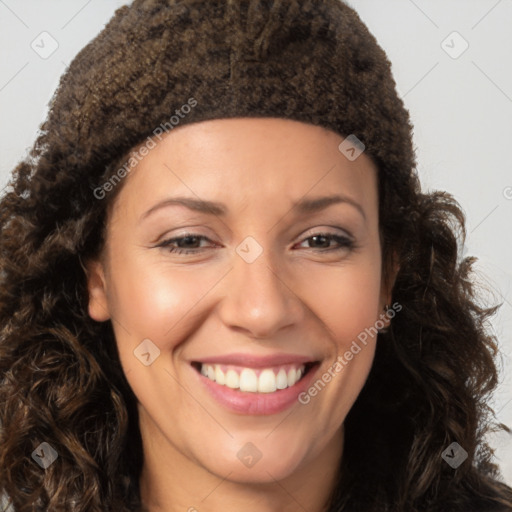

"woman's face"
[87, 117, 392, 485]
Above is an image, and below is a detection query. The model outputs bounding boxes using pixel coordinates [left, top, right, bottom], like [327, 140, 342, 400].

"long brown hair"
[1, 0, 511, 510]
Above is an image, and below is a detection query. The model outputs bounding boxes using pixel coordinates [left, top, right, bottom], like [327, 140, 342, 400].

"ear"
[83, 258, 111, 322]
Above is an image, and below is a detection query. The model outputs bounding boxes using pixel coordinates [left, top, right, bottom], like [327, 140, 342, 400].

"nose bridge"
[219, 235, 303, 338]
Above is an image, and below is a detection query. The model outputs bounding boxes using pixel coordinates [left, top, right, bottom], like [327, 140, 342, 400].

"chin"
[199, 438, 310, 484]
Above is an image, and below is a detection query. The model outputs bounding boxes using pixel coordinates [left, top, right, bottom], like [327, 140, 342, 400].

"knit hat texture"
[46, 0, 416, 187]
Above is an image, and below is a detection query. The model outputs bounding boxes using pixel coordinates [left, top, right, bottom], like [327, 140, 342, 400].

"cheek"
[309, 259, 383, 346]
[105, 258, 216, 408]
[300, 255, 382, 422]
[298, 261, 381, 433]
[106, 252, 215, 359]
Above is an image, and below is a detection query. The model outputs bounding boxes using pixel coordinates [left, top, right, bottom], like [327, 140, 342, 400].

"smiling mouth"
[191, 361, 318, 393]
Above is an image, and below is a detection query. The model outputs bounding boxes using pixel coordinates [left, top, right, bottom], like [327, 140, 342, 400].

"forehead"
[110, 117, 379, 221]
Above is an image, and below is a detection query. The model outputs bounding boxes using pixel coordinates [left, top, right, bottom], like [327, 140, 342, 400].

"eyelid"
[300, 225, 354, 240]
[152, 226, 215, 244]
[155, 233, 214, 248]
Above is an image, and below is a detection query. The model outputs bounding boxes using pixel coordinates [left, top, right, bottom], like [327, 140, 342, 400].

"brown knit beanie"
[43, 0, 416, 200]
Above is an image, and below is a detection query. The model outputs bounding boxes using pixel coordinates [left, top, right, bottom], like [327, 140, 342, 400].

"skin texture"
[86, 117, 394, 511]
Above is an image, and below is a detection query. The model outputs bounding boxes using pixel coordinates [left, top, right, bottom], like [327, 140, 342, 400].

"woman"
[0, 0, 511, 510]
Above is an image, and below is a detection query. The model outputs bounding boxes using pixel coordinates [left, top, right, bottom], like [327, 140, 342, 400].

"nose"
[217, 244, 305, 339]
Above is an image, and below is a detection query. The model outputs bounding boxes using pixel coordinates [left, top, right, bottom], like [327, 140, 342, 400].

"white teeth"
[276, 368, 288, 389]
[215, 365, 225, 385]
[225, 369, 239, 389]
[287, 368, 297, 386]
[199, 363, 307, 393]
[239, 368, 258, 392]
[258, 369, 277, 393]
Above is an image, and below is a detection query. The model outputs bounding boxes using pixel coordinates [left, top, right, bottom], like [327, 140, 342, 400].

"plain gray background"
[0, 0, 511, 486]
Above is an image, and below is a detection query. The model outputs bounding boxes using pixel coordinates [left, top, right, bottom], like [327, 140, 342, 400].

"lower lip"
[193, 364, 319, 415]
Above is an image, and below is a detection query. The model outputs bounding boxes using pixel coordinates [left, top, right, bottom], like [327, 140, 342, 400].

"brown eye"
[297, 233, 355, 252]
[157, 234, 214, 254]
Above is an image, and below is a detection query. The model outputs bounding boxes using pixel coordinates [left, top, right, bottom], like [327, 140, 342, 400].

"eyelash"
[156, 232, 356, 255]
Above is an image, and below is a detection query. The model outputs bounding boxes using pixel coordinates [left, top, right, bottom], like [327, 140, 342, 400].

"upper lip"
[192, 352, 317, 368]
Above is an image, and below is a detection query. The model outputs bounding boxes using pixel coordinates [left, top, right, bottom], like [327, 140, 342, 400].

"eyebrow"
[140, 194, 366, 221]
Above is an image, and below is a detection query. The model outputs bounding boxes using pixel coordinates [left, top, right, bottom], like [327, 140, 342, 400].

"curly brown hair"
[1, 0, 511, 511]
